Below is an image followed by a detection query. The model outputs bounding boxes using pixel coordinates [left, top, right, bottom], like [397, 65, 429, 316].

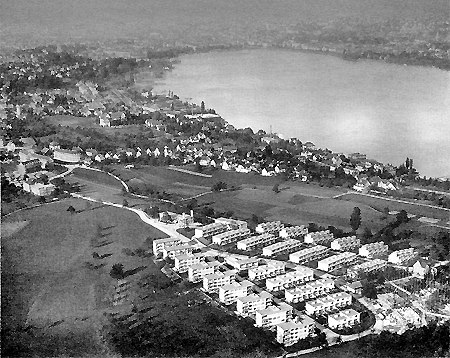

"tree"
[350, 207, 362, 232]
[93, 252, 100, 259]
[272, 183, 280, 193]
[110, 263, 124, 279]
[201, 101, 205, 113]
[396, 210, 409, 224]
[67, 205, 76, 214]
[122, 199, 129, 207]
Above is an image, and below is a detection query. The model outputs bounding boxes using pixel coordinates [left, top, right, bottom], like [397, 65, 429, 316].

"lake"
[154, 49, 450, 178]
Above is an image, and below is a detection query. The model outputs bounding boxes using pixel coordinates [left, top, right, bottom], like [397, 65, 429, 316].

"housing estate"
[388, 248, 417, 265]
[255, 221, 284, 234]
[188, 261, 220, 282]
[317, 252, 358, 272]
[194, 222, 227, 239]
[225, 256, 259, 271]
[327, 308, 361, 330]
[218, 280, 254, 305]
[173, 252, 204, 273]
[212, 228, 251, 245]
[330, 236, 361, 251]
[284, 278, 335, 303]
[346, 259, 387, 279]
[255, 303, 293, 327]
[262, 239, 303, 257]
[203, 270, 237, 293]
[266, 266, 314, 292]
[236, 291, 273, 315]
[359, 242, 389, 258]
[289, 245, 330, 264]
[162, 244, 193, 259]
[152, 237, 183, 255]
[237, 233, 277, 251]
[248, 261, 286, 281]
[276, 317, 316, 346]
[279, 225, 308, 239]
[304, 230, 334, 244]
[305, 292, 352, 315]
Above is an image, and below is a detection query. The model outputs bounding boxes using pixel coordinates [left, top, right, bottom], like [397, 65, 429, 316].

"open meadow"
[1, 198, 167, 357]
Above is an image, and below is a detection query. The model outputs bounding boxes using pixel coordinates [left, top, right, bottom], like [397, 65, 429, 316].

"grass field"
[1, 198, 167, 357]
[338, 193, 450, 221]
[47, 114, 98, 128]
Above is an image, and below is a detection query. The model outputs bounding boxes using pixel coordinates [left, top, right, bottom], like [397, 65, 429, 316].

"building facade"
[203, 271, 236, 293]
[285, 278, 335, 303]
[304, 230, 334, 244]
[255, 221, 284, 234]
[388, 248, 417, 265]
[188, 261, 219, 282]
[330, 236, 361, 251]
[174, 253, 204, 273]
[328, 309, 361, 330]
[317, 252, 358, 272]
[194, 222, 227, 239]
[289, 245, 330, 264]
[225, 256, 259, 271]
[218, 280, 253, 305]
[276, 317, 316, 346]
[212, 228, 251, 245]
[162, 245, 193, 259]
[305, 292, 352, 315]
[237, 233, 276, 251]
[262, 239, 303, 257]
[236, 291, 273, 315]
[359, 242, 389, 258]
[255, 303, 293, 327]
[248, 261, 286, 281]
[152, 237, 183, 255]
[266, 266, 314, 292]
[279, 225, 308, 239]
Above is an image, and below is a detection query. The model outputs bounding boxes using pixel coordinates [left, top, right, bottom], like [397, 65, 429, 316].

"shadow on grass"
[124, 266, 147, 278]
[100, 253, 113, 259]
[96, 240, 113, 248]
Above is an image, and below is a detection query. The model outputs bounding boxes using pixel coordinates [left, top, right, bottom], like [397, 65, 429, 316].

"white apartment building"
[174, 252, 205, 273]
[359, 242, 389, 258]
[347, 259, 387, 279]
[266, 266, 314, 292]
[279, 225, 308, 239]
[256, 221, 284, 234]
[285, 278, 335, 303]
[218, 280, 253, 305]
[305, 292, 352, 315]
[237, 233, 276, 251]
[248, 261, 286, 281]
[330, 236, 361, 251]
[317, 252, 357, 272]
[289, 245, 330, 264]
[255, 303, 293, 327]
[262, 239, 303, 257]
[328, 308, 360, 330]
[276, 317, 316, 346]
[203, 270, 237, 293]
[195, 222, 227, 239]
[153, 237, 183, 255]
[188, 261, 220, 282]
[304, 230, 334, 245]
[236, 291, 272, 315]
[162, 244, 193, 259]
[225, 256, 259, 271]
[215, 217, 248, 230]
[212, 228, 251, 245]
[388, 248, 417, 265]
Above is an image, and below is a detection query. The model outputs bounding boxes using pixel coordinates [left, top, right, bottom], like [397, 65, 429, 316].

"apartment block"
[255, 303, 293, 327]
[174, 252, 205, 273]
[203, 270, 237, 293]
[285, 278, 335, 303]
[266, 266, 314, 292]
[188, 261, 220, 282]
[162, 244, 193, 259]
[215, 217, 248, 230]
[153, 237, 183, 255]
[218, 280, 253, 305]
[289, 245, 330, 264]
[304, 230, 334, 245]
[276, 317, 316, 346]
[255, 221, 284, 235]
[262, 239, 303, 257]
[279, 225, 308, 239]
[195, 222, 227, 239]
[225, 256, 259, 271]
[248, 261, 286, 281]
[330, 236, 361, 251]
[347, 259, 387, 279]
[212, 228, 251, 246]
[328, 309, 361, 330]
[237, 233, 276, 251]
[359, 242, 389, 258]
[317, 252, 357, 272]
[388, 248, 417, 265]
[236, 291, 272, 315]
[305, 292, 352, 315]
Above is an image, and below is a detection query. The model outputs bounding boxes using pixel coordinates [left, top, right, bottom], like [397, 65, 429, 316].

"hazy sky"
[1, 0, 448, 47]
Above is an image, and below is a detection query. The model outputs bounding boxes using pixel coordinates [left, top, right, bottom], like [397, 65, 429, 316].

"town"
[2, 44, 450, 358]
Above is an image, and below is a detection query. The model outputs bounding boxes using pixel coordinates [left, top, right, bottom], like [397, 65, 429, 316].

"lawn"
[71, 168, 124, 189]
[1, 198, 167, 357]
[47, 114, 97, 128]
